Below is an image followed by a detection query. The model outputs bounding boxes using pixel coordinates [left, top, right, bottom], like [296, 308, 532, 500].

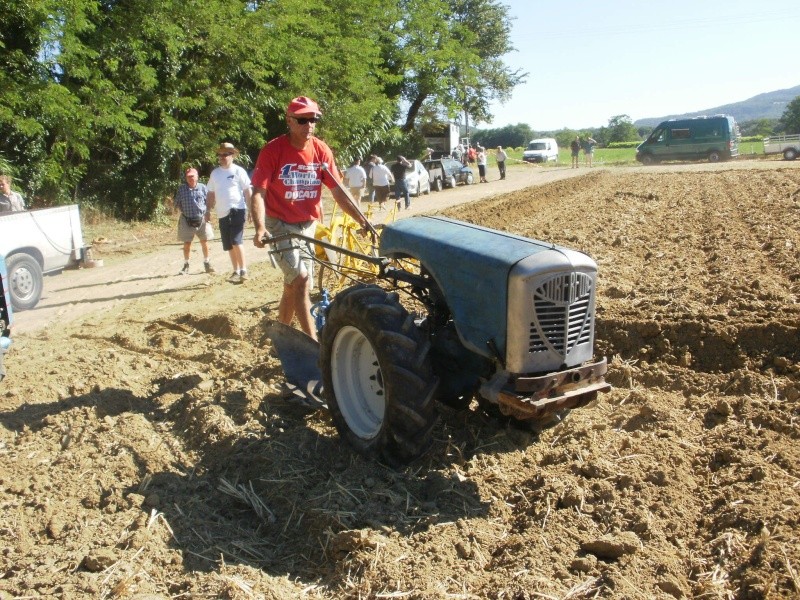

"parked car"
[388, 159, 431, 197]
[424, 157, 474, 190]
[522, 138, 559, 163]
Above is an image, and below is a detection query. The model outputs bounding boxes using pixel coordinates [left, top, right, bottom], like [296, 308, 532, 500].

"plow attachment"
[265, 321, 326, 409]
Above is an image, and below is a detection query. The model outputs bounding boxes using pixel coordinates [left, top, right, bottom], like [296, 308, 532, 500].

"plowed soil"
[1, 161, 799, 599]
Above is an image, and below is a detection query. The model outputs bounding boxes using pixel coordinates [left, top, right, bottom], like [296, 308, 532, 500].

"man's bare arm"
[251, 187, 267, 247]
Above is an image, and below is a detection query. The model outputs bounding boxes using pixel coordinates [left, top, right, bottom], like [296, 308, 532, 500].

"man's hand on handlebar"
[254, 227, 267, 248]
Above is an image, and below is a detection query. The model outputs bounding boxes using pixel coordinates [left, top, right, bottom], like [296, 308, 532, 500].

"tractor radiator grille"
[529, 273, 593, 358]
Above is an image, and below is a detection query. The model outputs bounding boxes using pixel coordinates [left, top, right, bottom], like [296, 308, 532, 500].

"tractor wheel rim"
[331, 325, 385, 438]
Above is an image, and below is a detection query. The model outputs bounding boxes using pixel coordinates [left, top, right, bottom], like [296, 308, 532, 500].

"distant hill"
[633, 84, 800, 127]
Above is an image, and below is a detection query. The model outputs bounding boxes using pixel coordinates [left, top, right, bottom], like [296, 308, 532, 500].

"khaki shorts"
[265, 217, 316, 284]
[177, 216, 213, 243]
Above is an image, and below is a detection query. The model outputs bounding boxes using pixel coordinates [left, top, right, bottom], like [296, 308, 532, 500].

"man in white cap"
[207, 142, 252, 282]
[250, 96, 371, 341]
[173, 167, 214, 274]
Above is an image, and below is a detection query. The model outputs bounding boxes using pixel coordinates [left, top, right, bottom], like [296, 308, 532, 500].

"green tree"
[473, 123, 534, 149]
[606, 114, 639, 144]
[395, 0, 526, 133]
[738, 118, 778, 137]
[779, 95, 800, 133]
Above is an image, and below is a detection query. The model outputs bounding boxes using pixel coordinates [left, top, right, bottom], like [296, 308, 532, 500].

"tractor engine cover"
[380, 216, 599, 375]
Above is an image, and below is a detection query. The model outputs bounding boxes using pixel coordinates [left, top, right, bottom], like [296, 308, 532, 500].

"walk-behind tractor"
[265, 215, 610, 467]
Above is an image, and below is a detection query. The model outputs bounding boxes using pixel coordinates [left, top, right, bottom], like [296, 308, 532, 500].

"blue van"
[636, 115, 739, 165]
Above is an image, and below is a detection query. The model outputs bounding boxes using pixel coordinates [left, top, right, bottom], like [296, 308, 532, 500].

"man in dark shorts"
[207, 143, 252, 282]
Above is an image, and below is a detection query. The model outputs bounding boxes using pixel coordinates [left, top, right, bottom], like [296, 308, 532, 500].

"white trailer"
[763, 134, 800, 160]
[0, 205, 88, 310]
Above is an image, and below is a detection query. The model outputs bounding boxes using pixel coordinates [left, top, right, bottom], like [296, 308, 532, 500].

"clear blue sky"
[485, 1, 800, 131]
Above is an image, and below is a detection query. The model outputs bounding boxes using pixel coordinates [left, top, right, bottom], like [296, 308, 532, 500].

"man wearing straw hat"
[250, 96, 371, 341]
[207, 142, 252, 283]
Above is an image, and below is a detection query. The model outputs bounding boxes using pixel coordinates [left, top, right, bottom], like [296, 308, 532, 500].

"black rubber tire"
[640, 154, 656, 166]
[432, 177, 442, 192]
[708, 150, 722, 163]
[784, 148, 797, 161]
[465, 172, 475, 185]
[448, 175, 457, 188]
[7, 253, 43, 311]
[320, 285, 439, 467]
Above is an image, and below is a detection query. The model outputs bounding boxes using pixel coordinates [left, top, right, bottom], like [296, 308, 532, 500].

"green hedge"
[606, 141, 641, 149]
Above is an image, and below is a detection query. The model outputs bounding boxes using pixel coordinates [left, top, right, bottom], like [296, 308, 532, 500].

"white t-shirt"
[207, 164, 250, 218]
[370, 163, 394, 187]
[345, 165, 367, 188]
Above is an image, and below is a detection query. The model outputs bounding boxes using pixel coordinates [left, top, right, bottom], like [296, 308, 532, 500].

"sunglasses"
[217, 152, 233, 157]
[291, 116, 320, 125]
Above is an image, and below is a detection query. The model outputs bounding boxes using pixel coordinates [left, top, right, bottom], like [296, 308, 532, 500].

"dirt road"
[1, 158, 798, 599]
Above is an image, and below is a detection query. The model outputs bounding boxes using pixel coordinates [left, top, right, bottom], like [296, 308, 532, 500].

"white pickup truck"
[763, 134, 800, 161]
[0, 205, 88, 310]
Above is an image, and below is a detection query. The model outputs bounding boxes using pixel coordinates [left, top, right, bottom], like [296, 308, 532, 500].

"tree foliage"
[779, 95, 800, 134]
[604, 114, 639, 144]
[472, 123, 534, 149]
[0, 0, 523, 218]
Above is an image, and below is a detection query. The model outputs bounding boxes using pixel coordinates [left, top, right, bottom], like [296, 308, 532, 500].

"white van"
[522, 138, 559, 163]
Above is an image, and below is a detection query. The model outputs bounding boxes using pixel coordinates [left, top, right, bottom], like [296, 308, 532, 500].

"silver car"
[389, 159, 431, 197]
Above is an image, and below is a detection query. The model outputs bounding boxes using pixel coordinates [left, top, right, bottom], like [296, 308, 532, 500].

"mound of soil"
[1, 163, 798, 599]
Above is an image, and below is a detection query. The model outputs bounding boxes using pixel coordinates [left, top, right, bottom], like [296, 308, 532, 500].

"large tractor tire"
[7, 253, 43, 311]
[320, 285, 439, 467]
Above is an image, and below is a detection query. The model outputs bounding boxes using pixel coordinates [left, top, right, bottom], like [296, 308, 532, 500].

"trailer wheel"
[784, 148, 798, 161]
[7, 253, 43, 311]
[321, 285, 439, 467]
[707, 150, 722, 163]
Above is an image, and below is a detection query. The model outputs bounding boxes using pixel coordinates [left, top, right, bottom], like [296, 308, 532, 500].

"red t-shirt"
[251, 135, 341, 223]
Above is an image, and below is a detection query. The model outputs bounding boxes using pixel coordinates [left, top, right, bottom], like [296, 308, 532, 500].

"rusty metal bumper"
[480, 358, 611, 422]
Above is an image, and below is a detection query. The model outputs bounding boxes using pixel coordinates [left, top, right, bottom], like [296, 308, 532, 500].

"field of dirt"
[1, 161, 799, 599]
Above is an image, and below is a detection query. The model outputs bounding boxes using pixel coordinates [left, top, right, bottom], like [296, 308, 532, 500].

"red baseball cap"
[287, 96, 321, 117]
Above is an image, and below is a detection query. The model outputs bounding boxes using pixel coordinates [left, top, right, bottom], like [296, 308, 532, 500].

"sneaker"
[239, 269, 249, 281]
[228, 271, 240, 283]
[179, 262, 189, 275]
[204, 261, 215, 274]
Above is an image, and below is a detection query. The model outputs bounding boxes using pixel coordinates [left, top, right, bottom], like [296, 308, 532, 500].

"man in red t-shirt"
[251, 96, 371, 340]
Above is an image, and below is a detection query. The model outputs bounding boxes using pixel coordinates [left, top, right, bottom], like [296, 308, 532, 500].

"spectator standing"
[582, 136, 598, 167]
[174, 168, 215, 274]
[0, 175, 25, 212]
[207, 142, 252, 283]
[250, 96, 372, 341]
[477, 146, 488, 183]
[495, 146, 507, 180]
[370, 157, 394, 211]
[570, 136, 581, 168]
[467, 145, 477, 165]
[364, 155, 377, 204]
[390, 155, 413, 210]
[344, 158, 368, 206]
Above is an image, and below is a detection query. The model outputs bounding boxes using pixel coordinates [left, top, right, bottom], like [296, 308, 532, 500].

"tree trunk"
[402, 93, 428, 133]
